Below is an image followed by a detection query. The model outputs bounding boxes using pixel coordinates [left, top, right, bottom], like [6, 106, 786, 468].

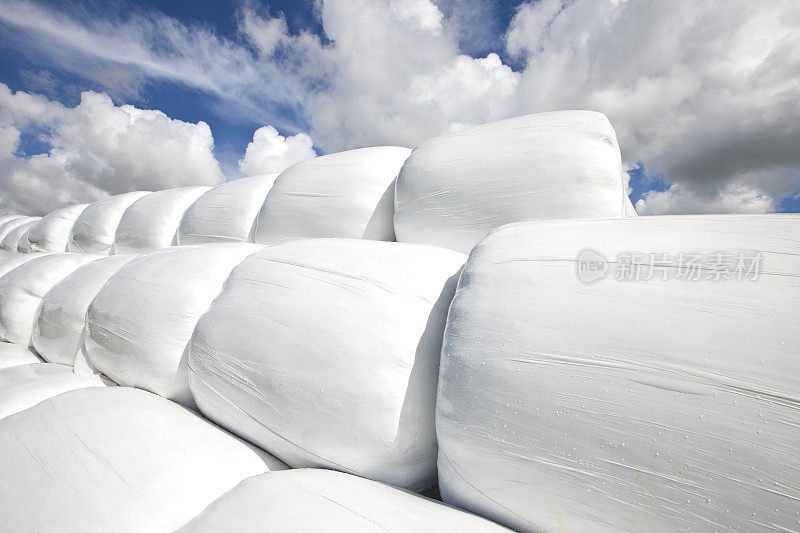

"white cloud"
[0, 83, 224, 215]
[506, 0, 800, 213]
[636, 184, 776, 216]
[238, 126, 316, 176]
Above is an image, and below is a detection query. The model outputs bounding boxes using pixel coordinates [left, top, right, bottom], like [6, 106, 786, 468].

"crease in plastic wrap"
[68, 190, 150, 254]
[394, 110, 632, 253]
[84, 243, 263, 407]
[24, 203, 88, 252]
[0, 362, 106, 419]
[253, 147, 410, 244]
[0, 387, 286, 532]
[0, 217, 40, 251]
[436, 214, 800, 532]
[188, 239, 466, 490]
[113, 186, 210, 254]
[177, 468, 511, 532]
[0, 216, 38, 245]
[33, 255, 136, 365]
[0, 253, 101, 345]
[176, 173, 279, 245]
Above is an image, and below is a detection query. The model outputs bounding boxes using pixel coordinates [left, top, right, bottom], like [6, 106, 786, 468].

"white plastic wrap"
[188, 239, 466, 490]
[0, 217, 40, 251]
[0, 342, 42, 370]
[0, 253, 100, 345]
[0, 363, 106, 419]
[0, 252, 50, 279]
[0, 215, 23, 226]
[26, 203, 88, 252]
[113, 186, 210, 254]
[253, 147, 410, 244]
[394, 111, 629, 253]
[176, 174, 279, 245]
[0, 386, 286, 532]
[0, 215, 36, 243]
[15, 226, 35, 253]
[33, 255, 136, 365]
[85, 243, 262, 406]
[68, 191, 151, 254]
[436, 215, 800, 532]
[177, 469, 509, 532]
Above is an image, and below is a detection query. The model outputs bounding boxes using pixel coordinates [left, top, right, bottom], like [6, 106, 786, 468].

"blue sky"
[0, 0, 798, 215]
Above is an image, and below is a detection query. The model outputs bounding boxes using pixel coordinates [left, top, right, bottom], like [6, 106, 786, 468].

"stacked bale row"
[0, 146, 416, 257]
[3, 111, 790, 531]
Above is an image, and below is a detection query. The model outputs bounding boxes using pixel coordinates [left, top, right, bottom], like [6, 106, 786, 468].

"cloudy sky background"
[0, 0, 798, 216]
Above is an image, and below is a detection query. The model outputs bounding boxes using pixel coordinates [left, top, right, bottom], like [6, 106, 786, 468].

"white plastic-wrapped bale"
[15, 227, 35, 253]
[0, 215, 36, 243]
[436, 215, 800, 532]
[0, 342, 42, 370]
[394, 111, 630, 253]
[0, 386, 286, 532]
[0, 215, 23, 226]
[253, 147, 409, 244]
[188, 239, 466, 490]
[32, 255, 136, 365]
[0, 253, 48, 278]
[177, 469, 510, 533]
[68, 191, 150, 254]
[176, 174, 279, 245]
[26, 203, 88, 252]
[113, 186, 211, 254]
[0, 217, 40, 251]
[0, 253, 100, 345]
[84, 243, 262, 406]
[0, 363, 106, 419]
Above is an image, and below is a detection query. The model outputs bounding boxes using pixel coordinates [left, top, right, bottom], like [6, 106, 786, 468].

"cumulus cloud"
[238, 126, 316, 176]
[0, 83, 223, 215]
[506, 0, 800, 214]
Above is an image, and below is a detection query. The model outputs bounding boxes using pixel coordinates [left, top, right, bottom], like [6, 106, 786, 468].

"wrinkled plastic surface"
[0, 216, 37, 244]
[0, 387, 285, 532]
[0, 342, 42, 369]
[0, 253, 100, 345]
[177, 469, 510, 532]
[0, 217, 40, 251]
[113, 186, 210, 254]
[85, 243, 262, 407]
[177, 174, 279, 245]
[68, 191, 150, 254]
[189, 239, 466, 490]
[253, 147, 410, 244]
[0, 253, 47, 278]
[437, 215, 800, 532]
[394, 111, 628, 252]
[33, 255, 136, 365]
[0, 362, 106, 419]
[25, 203, 88, 252]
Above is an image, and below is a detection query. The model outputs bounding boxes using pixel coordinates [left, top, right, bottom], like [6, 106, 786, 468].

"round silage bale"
[26, 203, 88, 252]
[436, 214, 800, 532]
[112, 186, 210, 254]
[68, 191, 150, 254]
[0, 386, 286, 532]
[176, 173, 279, 245]
[0, 253, 101, 345]
[188, 239, 466, 490]
[84, 243, 263, 407]
[32, 255, 136, 365]
[252, 146, 410, 244]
